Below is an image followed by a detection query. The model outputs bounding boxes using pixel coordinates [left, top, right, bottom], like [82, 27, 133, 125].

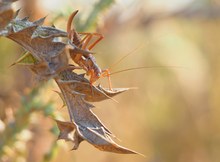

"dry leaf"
[0, 0, 15, 31]
[56, 71, 142, 154]
[55, 120, 83, 150]
[58, 70, 129, 102]
[4, 12, 68, 80]
[0, 5, 143, 155]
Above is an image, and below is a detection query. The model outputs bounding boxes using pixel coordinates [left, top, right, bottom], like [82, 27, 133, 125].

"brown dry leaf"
[55, 120, 83, 150]
[4, 12, 68, 80]
[0, 0, 15, 31]
[55, 94, 141, 154]
[58, 70, 129, 102]
[56, 71, 142, 155]
[56, 119, 141, 154]
[0, 7, 143, 155]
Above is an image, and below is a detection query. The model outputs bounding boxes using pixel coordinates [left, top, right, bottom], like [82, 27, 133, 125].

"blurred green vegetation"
[1, 0, 220, 162]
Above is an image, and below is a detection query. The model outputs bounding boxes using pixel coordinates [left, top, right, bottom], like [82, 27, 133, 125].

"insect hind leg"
[101, 69, 113, 91]
[79, 32, 104, 50]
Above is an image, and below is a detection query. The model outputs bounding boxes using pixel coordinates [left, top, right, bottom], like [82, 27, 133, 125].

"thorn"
[97, 84, 102, 88]
[125, 87, 139, 90]
[53, 90, 66, 109]
[21, 16, 29, 21]
[34, 16, 48, 25]
[14, 8, 21, 18]
[61, 104, 66, 109]
[53, 90, 61, 94]
[71, 146, 78, 150]
[57, 135, 62, 141]
[8, 62, 16, 68]
[95, 86, 119, 103]
[8, 51, 29, 68]
[51, 24, 56, 28]
[79, 73, 86, 77]
[83, 99, 95, 108]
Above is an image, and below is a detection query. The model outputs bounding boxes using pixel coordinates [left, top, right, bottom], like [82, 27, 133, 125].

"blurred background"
[1, 0, 220, 162]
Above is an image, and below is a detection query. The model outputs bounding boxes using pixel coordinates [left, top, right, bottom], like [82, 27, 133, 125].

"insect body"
[67, 10, 112, 90]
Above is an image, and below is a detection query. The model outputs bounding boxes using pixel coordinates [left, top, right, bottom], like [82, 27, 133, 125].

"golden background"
[0, 0, 220, 162]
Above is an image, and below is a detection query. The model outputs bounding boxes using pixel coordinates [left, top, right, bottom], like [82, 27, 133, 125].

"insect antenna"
[110, 66, 188, 76]
[108, 43, 144, 71]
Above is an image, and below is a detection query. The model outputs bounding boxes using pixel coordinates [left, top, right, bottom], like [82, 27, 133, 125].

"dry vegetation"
[1, 0, 220, 162]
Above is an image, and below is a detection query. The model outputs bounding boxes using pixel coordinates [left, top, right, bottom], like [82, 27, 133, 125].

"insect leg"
[79, 32, 104, 50]
[101, 69, 113, 91]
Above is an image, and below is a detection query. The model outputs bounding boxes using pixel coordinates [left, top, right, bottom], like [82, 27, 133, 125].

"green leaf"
[10, 51, 38, 67]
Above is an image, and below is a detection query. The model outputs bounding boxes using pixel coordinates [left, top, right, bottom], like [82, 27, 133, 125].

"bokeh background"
[1, 0, 220, 162]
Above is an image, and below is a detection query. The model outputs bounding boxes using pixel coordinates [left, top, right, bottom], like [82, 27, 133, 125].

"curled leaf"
[58, 70, 129, 102]
[1, 10, 143, 155]
[5, 15, 69, 80]
[56, 120, 83, 150]
[55, 71, 142, 155]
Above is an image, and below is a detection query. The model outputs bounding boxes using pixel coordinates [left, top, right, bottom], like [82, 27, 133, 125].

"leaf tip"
[14, 8, 21, 18]
[21, 16, 29, 21]
[8, 62, 16, 68]
[34, 15, 48, 25]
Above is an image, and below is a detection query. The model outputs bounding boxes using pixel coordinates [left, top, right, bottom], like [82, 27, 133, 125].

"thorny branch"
[0, 0, 142, 155]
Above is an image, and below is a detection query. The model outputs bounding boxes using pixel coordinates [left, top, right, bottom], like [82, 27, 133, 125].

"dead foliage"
[0, 1, 142, 155]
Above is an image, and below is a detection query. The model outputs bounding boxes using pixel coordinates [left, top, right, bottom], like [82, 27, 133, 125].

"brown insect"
[67, 10, 186, 92]
[67, 10, 112, 90]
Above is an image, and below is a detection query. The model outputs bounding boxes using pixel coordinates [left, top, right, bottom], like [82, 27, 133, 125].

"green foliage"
[78, 0, 115, 31]
[10, 51, 38, 67]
